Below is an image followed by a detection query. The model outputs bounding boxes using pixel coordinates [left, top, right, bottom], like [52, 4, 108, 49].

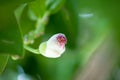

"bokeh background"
[0, 0, 120, 80]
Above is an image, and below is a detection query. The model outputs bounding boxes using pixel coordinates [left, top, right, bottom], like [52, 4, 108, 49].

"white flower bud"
[39, 33, 67, 58]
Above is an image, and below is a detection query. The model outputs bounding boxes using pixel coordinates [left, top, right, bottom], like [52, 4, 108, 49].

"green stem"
[23, 11, 50, 45]
[24, 45, 40, 54]
[36, 11, 50, 27]
[34, 11, 50, 38]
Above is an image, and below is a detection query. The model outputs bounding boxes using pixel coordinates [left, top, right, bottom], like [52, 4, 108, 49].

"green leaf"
[0, 5, 24, 57]
[15, 3, 27, 22]
[46, 0, 66, 14]
[0, 54, 9, 74]
[28, 0, 46, 18]
[0, 0, 33, 5]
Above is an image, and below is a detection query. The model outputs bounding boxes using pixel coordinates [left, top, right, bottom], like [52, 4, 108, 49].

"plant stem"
[34, 11, 50, 38]
[24, 45, 40, 54]
[23, 11, 50, 45]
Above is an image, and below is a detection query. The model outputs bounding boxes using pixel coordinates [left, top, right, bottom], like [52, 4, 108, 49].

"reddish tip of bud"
[57, 34, 67, 45]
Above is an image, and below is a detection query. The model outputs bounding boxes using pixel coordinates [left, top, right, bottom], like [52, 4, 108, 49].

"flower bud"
[39, 33, 67, 58]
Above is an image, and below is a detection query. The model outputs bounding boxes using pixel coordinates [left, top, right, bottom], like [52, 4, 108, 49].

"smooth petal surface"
[39, 33, 67, 58]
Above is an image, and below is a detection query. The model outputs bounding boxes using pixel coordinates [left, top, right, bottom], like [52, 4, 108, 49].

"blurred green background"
[0, 0, 120, 80]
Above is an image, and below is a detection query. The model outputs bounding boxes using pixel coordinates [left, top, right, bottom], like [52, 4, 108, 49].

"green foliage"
[0, 55, 9, 74]
[0, 0, 32, 75]
[46, 0, 65, 14]
[29, 0, 46, 18]
[0, 4, 23, 56]
[0, 0, 120, 80]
